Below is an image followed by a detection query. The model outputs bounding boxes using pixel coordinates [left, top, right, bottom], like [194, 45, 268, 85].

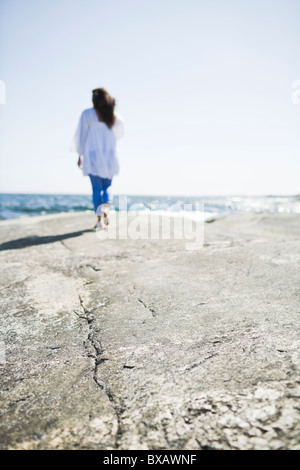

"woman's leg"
[89, 174, 104, 223]
[101, 178, 113, 225]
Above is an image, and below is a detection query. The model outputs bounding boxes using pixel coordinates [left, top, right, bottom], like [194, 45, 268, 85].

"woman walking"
[72, 88, 124, 229]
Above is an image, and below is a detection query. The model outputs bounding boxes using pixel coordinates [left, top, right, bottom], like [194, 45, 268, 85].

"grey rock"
[0, 211, 299, 449]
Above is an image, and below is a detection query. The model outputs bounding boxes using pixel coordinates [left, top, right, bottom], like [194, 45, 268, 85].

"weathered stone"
[0, 211, 299, 449]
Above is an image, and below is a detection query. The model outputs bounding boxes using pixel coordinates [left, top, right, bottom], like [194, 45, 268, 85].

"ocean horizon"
[0, 192, 299, 221]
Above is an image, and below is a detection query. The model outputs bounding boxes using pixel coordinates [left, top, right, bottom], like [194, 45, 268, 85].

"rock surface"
[0, 211, 299, 450]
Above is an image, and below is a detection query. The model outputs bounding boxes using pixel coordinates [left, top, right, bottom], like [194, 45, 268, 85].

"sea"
[0, 193, 299, 222]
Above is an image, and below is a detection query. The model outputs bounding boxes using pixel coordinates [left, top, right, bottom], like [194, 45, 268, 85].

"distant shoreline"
[0, 191, 299, 197]
[0, 193, 299, 222]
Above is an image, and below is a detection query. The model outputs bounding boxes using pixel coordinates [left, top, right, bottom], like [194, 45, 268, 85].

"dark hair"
[92, 88, 116, 129]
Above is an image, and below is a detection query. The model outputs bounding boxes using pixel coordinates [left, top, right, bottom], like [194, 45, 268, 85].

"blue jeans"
[89, 174, 112, 214]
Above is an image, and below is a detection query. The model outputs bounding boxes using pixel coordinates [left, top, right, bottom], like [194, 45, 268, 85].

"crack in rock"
[60, 240, 71, 251]
[127, 286, 157, 318]
[185, 353, 218, 372]
[138, 298, 156, 317]
[85, 264, 101, 272]
[74, 293, 123, 448]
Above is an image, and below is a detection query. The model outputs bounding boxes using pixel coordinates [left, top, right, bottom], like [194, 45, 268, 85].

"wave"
[0, 193, 299, 221]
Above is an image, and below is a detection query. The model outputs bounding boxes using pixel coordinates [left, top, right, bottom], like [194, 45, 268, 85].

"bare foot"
[103, 211, 110, 226]
[94, 216, 106, 231]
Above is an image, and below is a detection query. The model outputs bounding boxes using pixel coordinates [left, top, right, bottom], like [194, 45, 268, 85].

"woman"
[72, 88, 124, 229]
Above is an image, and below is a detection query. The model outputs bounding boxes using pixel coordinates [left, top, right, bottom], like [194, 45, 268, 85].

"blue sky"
[0, 0, 299, 196]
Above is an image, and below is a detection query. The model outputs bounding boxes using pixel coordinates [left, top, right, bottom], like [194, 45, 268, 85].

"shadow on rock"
[0, 229, 93, 251]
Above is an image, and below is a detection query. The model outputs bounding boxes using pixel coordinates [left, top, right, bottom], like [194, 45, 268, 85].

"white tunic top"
[71, 108, 124, 179]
